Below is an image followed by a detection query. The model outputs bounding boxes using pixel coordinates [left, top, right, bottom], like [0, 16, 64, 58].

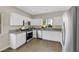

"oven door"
[26, 31, 33, 40]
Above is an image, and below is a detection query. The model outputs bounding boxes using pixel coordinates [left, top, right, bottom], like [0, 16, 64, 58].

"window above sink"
[41, 17, 53, 28]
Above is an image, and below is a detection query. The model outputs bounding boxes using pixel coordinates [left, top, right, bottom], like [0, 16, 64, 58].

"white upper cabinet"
[53, 17, 63, 25]
[31, 19, 41, 26]
[47, 18, 53, 25]
[10, 13, 19, 25]
[27, 17, 31, 21]
[23, 16, 28, 23]
[17, 14, 23, 25]
[10, 13, 28, 25]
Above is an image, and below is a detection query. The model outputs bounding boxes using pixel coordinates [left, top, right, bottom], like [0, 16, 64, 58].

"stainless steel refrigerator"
[62, 7, 77, 52]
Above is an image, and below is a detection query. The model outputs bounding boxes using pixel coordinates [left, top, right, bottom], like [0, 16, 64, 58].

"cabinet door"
[24, 17, 27, 24]
[17, 14, 23, 25]
[22, 16, 28, 24]
[31, 20, 35, 25]
[27, 17, 31, 21]
[36, 19, 41, 25]
[33, 30, 37, 38]
[53, 17, 63, 25]
[16, 32, 26, 48]
[10, 34, 16, 49]
[10, 13, 27, 25]
[10, 13, 19, 25]
[38, 30, 42, 38]
[31, 19, 41, 25]
[42, 31, 48, 39]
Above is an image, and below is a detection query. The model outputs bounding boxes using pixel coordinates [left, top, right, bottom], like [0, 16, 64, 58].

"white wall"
[0, 6, 31, 51]
[32, 11, 65, 19]
[0, 12, 10, 51]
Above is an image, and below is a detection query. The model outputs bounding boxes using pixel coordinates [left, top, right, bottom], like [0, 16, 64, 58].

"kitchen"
[9, 12, 63, 52]
[0, 6, 74, 52]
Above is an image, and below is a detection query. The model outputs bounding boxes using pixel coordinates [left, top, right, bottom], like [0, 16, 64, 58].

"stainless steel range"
[21, 28, 33, 43]
[26, 29, 33, 42]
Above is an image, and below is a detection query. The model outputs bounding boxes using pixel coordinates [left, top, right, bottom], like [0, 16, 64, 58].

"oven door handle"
[27, 31, 32, 33]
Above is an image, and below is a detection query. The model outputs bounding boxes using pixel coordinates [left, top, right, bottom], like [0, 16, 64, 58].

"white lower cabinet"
[33, 29, 62, 44]
[10, 32, 26, 49]
[33, 30, 42, 38]
[33, 30, 37, 38]
[42, 30, 62, 43]
[37, 30, 42, 38]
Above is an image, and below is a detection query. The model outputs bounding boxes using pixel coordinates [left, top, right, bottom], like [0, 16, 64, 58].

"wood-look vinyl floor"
[3, 39, 62, 52]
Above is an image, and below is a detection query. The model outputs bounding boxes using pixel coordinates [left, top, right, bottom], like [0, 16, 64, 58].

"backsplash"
[9, 25, 22, 30]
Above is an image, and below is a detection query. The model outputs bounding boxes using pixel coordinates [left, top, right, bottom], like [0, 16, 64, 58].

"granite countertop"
[9, 30, 25, 34]
[31, 25, 62, 32]
[33, 27, 62, 32]
[9, 25, 62, 34]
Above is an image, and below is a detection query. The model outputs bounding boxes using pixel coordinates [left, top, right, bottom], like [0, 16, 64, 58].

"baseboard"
[0, 45, 9, 52]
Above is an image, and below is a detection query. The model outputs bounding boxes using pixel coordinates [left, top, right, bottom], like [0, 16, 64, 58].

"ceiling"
[16, 6, 71, 15]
